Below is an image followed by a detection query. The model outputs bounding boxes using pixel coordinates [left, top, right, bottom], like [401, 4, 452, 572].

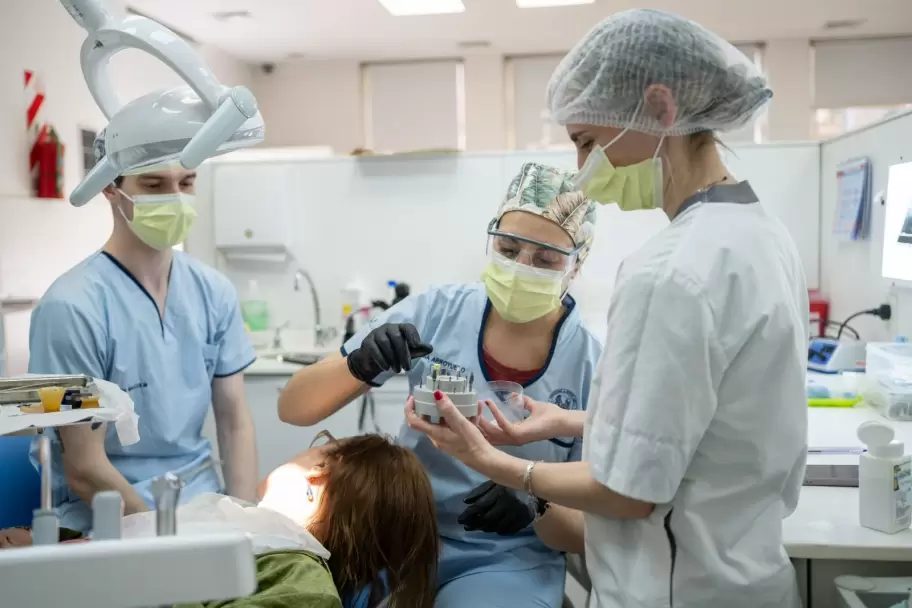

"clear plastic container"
[485, 381, 526, 423]
[862, 377, 912, 421]
[863, 343, 912, 421]
[867, 342, 912, 380]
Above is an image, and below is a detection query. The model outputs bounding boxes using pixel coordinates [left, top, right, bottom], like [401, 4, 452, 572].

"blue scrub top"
[27, 251, 255, 531]
[342, 283, 602, 575]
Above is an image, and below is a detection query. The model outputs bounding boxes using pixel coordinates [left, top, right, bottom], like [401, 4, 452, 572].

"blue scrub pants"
[434, 538, 566, 608]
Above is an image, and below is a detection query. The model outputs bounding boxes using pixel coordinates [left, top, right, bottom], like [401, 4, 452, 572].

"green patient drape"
[175, 549, 342, 608]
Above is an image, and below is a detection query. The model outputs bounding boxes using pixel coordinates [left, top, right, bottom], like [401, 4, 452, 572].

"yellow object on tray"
[80, 395, 100, 409]
[37, 386, 66, 413]
[807, 396, 862, 408]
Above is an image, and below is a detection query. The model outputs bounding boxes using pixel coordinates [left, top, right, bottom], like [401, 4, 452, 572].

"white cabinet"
[213, 163, 294, 251]
[244, 375, 360, 480]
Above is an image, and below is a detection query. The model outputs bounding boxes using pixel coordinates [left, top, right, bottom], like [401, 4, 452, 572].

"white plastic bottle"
[857, 420, 912, 534]
[340, 282, 364, 324]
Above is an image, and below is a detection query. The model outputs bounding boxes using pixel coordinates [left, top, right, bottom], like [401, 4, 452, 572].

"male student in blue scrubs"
[27, 139, 258, 532]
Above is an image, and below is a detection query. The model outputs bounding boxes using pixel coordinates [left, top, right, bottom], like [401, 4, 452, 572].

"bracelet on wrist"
[523, 460, 547, 498]
[523, 461, 538, 496]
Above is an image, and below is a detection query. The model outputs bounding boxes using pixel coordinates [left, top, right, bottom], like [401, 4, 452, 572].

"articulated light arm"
[60, 0, 265, 206]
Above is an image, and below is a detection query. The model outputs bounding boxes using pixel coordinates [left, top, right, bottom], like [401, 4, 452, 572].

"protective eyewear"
[486, 219, 580, 272]
[309, 430, 337, 449]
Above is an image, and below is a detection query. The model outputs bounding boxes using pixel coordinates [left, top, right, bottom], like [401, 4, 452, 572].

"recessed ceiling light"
[516, 0, 595, 7]
[822, 18, 866, 30]
[458, 40, 492, 49]
[378, 0, 465, 16]
[212, 10, 252, 22]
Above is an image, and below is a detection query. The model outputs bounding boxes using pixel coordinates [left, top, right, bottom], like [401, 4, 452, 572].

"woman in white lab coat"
[406, 8, 809, 608]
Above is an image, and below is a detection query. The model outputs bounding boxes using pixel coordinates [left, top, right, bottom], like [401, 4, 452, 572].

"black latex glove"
[347, 323, 433, 384]
[458, 480, 533, 536]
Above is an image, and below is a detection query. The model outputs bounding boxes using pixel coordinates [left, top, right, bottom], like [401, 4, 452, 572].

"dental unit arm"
[0, 432, 256, 606]
[61, 0, 264, 207]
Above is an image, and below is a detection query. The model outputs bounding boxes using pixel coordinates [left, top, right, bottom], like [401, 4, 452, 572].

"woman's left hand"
[405, 392, 496, 471]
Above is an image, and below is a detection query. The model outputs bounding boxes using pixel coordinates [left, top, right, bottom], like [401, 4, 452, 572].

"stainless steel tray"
[0, 375, 94, 406]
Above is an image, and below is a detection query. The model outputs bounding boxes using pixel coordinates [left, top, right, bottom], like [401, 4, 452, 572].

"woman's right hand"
[478, 396, 571, 446]
[347, 323, 433, 383]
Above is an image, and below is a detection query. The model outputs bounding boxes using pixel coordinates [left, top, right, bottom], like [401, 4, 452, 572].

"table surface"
[786, 405, 912, 561]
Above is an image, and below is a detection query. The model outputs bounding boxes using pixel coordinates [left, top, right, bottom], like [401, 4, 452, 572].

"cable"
[342, 301, 393, 344]
[825, 320, 859, 340]
[835, 304, 892, 340]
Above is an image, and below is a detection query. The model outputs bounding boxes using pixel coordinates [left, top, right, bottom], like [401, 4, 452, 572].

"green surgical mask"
[481, 252, 567, 324]
[574, 130, 665, 211]
[118, 191, 197, 250]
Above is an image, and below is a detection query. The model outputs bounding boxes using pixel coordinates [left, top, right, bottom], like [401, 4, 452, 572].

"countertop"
[786, 404, 912, 561]
[244, 344, 339, 376]
[240, 357, 912, 561]
[246, 357, 307, 376]
[784, 486, 912, 560]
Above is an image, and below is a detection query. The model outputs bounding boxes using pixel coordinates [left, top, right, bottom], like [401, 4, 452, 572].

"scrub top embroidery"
[28, 250, 256, 532]
[342, 283, 602, 577]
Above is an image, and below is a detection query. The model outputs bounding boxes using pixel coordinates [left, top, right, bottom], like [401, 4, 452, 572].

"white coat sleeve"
[587, 270, 726, 504]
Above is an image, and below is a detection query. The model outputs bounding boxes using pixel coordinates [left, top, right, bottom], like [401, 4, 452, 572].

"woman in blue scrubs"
[278, 162, 603, 607]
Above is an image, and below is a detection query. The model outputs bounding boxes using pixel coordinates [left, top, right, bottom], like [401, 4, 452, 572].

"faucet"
[271, 320, 290, 350]
[293, 268, 337, 347]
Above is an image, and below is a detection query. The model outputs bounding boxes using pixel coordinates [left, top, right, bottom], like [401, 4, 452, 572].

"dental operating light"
[61, 0, 265, 206]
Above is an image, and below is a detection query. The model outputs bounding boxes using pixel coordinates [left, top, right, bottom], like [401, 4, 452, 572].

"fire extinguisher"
[34, 126, 64, 199]
[808, 290, 829, 339]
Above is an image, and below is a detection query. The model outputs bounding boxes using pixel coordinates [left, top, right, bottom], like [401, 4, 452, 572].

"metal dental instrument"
[39, 436, 52, 511]
[152, 472, 183, 537]
[31, 434, 60, 546]
[91, 491, 125, 540]
[151, 457, 220, 537]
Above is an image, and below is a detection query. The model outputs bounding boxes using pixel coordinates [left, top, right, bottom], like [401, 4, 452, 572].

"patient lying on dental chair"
[0, 433, 439, 608]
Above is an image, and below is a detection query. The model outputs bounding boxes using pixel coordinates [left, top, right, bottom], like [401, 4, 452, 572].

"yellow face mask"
[573, 130, 665, 211]
[481, 252, 567, 324]
[119, 192, 198, 250]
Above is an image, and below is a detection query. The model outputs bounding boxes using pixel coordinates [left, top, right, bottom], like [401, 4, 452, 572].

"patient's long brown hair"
[309, 434, 439, 608]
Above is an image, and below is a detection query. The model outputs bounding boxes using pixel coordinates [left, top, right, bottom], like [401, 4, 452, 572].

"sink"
[273, 352, 323, 366]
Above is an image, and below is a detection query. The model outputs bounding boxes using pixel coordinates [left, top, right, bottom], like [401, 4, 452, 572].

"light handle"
[179, 87, 259, 169]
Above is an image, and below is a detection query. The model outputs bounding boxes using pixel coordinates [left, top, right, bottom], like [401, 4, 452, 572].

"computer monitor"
[882, 161, 912, 283]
